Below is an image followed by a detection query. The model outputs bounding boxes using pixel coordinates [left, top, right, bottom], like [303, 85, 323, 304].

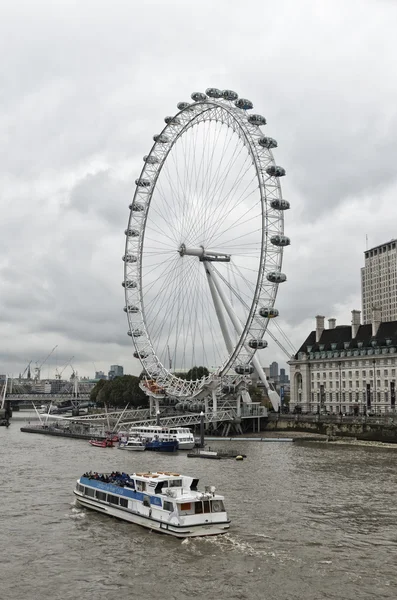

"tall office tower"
[361, 239, 397, 324]
[280, 368, 286, 383]
[269, 361, 279, 379]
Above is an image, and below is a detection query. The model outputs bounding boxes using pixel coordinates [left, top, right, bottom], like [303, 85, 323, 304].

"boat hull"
[118, 445, 146, 451]
[74, 492, 230, 538]
[145, 440, 178, 452]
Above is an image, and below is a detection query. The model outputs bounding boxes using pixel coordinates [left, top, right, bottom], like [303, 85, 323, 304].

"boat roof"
[132, 471, 187, 481]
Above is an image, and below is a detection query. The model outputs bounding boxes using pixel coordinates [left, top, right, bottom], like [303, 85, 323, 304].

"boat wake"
[69, 507, 86, 520]
[184, 533, 276, 558]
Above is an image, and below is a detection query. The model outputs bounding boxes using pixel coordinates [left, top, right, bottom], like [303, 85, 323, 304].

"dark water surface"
[2, 412, 397, 600]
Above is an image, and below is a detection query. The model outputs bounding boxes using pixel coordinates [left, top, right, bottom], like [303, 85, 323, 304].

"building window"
[384, 370, 388, 376]
[356, 381, 359, 388]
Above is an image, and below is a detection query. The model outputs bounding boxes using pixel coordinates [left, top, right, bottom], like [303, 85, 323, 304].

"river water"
[2, 412, 397, 600]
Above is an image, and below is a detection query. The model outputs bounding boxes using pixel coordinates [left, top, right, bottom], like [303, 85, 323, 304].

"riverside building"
[361, 239, 397, 324]
[289, 310, 397, 415]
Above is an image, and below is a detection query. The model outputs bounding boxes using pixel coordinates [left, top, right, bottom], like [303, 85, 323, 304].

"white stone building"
[361, 239, 397, 324]
[289, 310, 397, 415]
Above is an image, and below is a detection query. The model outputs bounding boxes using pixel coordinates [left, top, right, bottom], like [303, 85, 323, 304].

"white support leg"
[204, 261, 280, 412]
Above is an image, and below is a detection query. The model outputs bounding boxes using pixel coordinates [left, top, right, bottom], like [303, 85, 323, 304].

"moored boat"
[89, 439, 114, 448]
[128, 425, 195, 450]
[118, 437, 146, 451]
[145, 438, 178, 452]
[73, 470, 230, 537]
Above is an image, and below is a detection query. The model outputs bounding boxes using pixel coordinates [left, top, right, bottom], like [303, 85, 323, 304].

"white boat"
[118, 437, 146, 452]
[128, 425, 195, 450]
[73, 470, 230, 538]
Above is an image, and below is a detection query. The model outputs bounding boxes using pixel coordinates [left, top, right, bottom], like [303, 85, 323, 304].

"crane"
[55, 356, 75, 380]
[34, 345, 58, 381]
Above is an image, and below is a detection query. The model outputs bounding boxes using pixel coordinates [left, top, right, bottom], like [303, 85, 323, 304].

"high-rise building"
[361, 239, 397, 324]
[280, 368, 288, 384]
[95, 371, 107, 380]
[269, 361, 279, 379]
[108, 365, 124, 380]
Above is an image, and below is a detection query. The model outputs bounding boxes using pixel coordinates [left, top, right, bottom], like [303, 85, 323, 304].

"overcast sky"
[1, 0, 397, 381]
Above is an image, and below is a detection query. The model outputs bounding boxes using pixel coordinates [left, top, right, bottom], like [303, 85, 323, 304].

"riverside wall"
[265, 414, 397, 443]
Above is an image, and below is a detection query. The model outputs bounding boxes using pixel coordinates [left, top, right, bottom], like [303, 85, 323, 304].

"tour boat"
[73, 470, 230, 537]
[128, 425, 195, 450]
[118, 437, 146, 452]
[89, 439, 114, 448]
[144, 438, 178, 452]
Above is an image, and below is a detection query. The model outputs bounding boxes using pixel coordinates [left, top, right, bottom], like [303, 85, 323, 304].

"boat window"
[211, 500, 224, 513]
[96, 491, 107, 501]
[136, 480, 146, 492]
[203, 501, 211, 513]
[143, 495, 151, 508]
[120, 498, 128, 508]
[107, 494, 119, 505]
[163, 500, 174, 512]
[84, 487, 95, 498]
[178, 502, 192, 515]
[154, 481, 167, 494]
[77, 484, 84, 493]
[194, 502, 203, 514]
[190, 478, 199, 491]
[169, 479, 182, 487]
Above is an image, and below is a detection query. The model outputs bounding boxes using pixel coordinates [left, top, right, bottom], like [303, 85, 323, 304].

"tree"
[91, 375, 148, 409]
[186, 366, 209, 381]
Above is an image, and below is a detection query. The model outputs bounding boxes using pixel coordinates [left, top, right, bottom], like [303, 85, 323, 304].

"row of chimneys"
[315, 308, 382, 342]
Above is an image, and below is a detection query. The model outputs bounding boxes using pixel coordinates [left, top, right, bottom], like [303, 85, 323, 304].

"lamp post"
[199, 411, 205, 448]
[156, 410, 160, 426]
[373, 358, 376, 415]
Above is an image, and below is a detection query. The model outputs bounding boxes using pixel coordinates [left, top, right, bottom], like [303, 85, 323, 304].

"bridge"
[61, 403, 267, 432]
[6, 393, 91, 403]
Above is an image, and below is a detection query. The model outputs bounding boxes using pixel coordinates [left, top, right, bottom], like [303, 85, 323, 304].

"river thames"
[2, 412, 397, 600]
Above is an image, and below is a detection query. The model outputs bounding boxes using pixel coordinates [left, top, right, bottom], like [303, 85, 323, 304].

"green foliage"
[90, 375, 148, 409]
[186, 366, 209, 381]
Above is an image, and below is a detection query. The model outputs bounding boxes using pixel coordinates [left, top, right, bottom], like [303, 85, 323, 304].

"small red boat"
[89, 439, 114, 448]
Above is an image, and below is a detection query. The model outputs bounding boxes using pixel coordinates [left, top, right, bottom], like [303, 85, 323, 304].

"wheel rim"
[124, 93, 287, 398]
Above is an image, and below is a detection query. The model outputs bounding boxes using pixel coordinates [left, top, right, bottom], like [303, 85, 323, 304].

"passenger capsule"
[235, 364, 254, 375]
[222, 384, 236, 394]
[270, 235, 290, 247]
[164, 116, 181, 125]
[129, 202, 144, 212]
[270, 199, 290, 210]
[122, 254, 138, 263]
[124, 305, 139, 313]
[191, 92, 207, 102]
[248, 339, 268, 349]
[153, 134, 169, 143]
[235, 98, 253, 110]
[259, 307, 279, 319]
[177, 102, 191, 110]
[258, 136, 277, 149]
[266, 271, 287, 283]
[248, 114, 266, 126]
[135, 178, 151, 188]
[122, 280, 137, 289]
[131, 329, 143, 337]
[206, 87, 223, 98]
[143, 155, 159, 164]
[266, 165, 286, 177]
[133, 351, 149, 359]
[222, 89, 238, 101]
[125, 228, 139, 237]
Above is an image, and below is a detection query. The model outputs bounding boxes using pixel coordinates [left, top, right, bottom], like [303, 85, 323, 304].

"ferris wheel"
[123, 88, 290, 408]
